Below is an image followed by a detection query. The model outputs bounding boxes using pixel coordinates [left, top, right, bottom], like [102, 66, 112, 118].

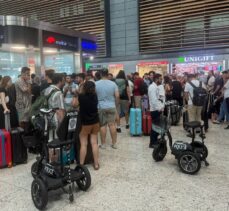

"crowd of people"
[0, 67, 229, 170]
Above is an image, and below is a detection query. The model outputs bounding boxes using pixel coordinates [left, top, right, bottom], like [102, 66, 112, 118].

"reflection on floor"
[0, 122, 229, 211]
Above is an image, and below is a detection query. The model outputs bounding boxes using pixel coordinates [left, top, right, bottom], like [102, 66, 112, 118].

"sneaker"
[111, 144, 117, 149]
[116, 128, 121, 133]
[224, 125, 229, 130]
[126, 124, 129, 129]
[99, 144, 106, 149]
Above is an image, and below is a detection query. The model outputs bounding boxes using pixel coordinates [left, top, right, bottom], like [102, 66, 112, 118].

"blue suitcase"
[130, 108, 142, 136]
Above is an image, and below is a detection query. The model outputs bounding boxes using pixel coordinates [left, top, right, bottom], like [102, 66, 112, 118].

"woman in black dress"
[0, 76, 19, 129]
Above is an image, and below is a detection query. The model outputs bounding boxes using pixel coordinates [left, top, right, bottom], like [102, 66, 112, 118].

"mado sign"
[178, 56, 214, 63]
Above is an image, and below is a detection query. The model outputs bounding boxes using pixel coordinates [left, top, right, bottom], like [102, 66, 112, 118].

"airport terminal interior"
[0, 1, 229, 211]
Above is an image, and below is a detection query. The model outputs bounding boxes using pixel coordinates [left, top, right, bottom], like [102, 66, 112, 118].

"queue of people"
[0, 67, 229, 171]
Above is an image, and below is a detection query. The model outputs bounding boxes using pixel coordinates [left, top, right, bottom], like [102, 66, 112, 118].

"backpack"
[115, 79, 127, 98]
[139, 81, 148, 95]
[30, 89, 58, 117]
[188, 81, 208, 106]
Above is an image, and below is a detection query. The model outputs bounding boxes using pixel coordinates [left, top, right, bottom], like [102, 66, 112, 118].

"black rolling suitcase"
[5, 113, 28, 165]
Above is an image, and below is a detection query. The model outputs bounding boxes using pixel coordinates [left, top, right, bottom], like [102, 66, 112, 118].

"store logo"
[46, 36, 67, 46]
[178, 56, 214, 63]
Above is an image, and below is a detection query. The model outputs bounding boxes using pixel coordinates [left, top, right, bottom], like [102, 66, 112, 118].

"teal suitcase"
[130, 108, 142, 136]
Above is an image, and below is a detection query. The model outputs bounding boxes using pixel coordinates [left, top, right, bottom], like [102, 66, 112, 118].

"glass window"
[210, 15, 229, 27]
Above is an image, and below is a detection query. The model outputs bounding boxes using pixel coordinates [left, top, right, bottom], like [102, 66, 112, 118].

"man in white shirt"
[148, 73, 164, 148]
[184, 74, 206, 122]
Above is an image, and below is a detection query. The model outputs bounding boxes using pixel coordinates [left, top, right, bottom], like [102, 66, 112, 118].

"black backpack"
[139, 81, 148, 95]
[189, 81, 208, 106]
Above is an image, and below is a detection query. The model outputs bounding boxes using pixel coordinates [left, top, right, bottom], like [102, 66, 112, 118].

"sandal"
[93, 163, 100, 170]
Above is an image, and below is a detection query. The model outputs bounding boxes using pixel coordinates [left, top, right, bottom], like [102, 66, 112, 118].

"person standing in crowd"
[213, 70, 229, 126]
[78, 81, 100, 170]
[211, 72, 224, 122]
[95, 71, 101, 81]
[76, 73, 85, 94]
[63, 75, 78, 111]
[40, 69, 55, 92]
[108, 73, 114, 81]
[15, 67, 32, 130]
[127, 74, 134, 107]
[31, 76, 41, 104]
[143, 73, 151, 87]
[86, 72, 95, 82]
[115, 70, 131, 132]
[171, 74, 183, 106]
[0, 76, 19, 129]
[184, 74, 206, 122]
[164, 75, 173, 101]
[148, 73, 164, 148]
[149, 71, 155, 84]
[207, 70, 215, 92]
[133, 72, 144, 108]
[96, 69, 119, 149]
[44, 73, 66, 127]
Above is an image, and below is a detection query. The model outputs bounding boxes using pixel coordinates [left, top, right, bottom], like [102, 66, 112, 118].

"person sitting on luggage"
[148, 73, 164, 148]
[78, 81, 100, 170]
[0, 76, 19, 129]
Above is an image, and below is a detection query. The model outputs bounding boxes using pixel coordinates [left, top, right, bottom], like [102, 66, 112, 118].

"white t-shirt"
[207, 76, 215, 91]
[148, 82, 164, 111]
[224, 80, 229, 99]
[184, 79, 206, 105]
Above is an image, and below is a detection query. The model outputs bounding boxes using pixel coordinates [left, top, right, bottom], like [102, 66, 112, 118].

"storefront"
[108, 64, 124, 77]
[136, 61, 169, 77]
[171, 55, 225, 74]
[0, 16, 96, 81]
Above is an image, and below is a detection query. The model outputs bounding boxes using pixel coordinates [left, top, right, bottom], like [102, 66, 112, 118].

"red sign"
[137, 61, 168, 66]
[46, 36, 56, 44]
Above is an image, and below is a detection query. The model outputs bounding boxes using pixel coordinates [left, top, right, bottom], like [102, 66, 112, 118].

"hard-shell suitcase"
[0, 129, 12, 168]
[130, 108, 142, 136]
[142, 112, 152, 136]
[11, 127, 28, 165]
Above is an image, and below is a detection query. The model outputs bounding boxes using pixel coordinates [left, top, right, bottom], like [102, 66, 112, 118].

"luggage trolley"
[152, 101, 209, 175]
[30, 108, 91, 210]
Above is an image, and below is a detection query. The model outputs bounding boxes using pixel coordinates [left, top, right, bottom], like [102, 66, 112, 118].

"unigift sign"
[178, 56, 214, 63]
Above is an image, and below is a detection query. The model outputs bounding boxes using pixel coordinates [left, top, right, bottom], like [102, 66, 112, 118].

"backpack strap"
[188, 81, 197, 89]
[47, 88, 58, 101]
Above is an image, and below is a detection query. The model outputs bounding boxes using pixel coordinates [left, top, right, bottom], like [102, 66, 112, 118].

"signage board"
[43, 31, 78, 51]
[178, 56, 215, 63]
[82, 40, 97, 52]
[137, 61, 168, 66]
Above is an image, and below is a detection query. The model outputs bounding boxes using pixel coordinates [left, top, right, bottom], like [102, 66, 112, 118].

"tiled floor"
[0, 122, 229, 211]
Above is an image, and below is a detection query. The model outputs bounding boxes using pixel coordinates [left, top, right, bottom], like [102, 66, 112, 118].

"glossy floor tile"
[0, 122, 229, 211]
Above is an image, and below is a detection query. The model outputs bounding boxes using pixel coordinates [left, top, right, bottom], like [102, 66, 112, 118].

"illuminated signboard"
[43, 31, 78, 51]
[82, 40, 97, 52]
[178, 56, 214, 63]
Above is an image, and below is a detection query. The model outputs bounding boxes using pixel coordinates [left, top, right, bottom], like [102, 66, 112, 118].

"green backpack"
[30, 89, 58, 117]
